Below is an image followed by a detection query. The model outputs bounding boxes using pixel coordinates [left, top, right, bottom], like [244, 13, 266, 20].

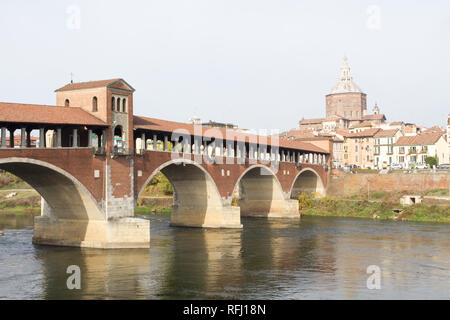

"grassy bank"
[299, 192, 450, 223]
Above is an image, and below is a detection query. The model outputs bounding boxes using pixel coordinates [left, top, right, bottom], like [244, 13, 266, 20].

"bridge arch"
[0, 157, 104, 220]
[232, 165, 288, 217]
[138, 159, 237, 227]
[289, 168, 325, 199]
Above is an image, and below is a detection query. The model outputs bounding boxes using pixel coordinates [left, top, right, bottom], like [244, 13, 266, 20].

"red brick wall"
[0, 148, 105, 202]
[134, 152, 327, 200]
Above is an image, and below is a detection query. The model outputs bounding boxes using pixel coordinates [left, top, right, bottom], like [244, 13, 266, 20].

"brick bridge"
[0, 79, 329, 248]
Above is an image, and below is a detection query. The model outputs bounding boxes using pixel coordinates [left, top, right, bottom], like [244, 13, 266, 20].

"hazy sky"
[1, 1, 449, 131]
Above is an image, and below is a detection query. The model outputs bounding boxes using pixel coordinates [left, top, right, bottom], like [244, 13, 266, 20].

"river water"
[0, 213, 449, 299]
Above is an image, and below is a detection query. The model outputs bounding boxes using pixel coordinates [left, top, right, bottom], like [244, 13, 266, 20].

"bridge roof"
[134, 116, 328, 154]
[0, 102, 107, 127]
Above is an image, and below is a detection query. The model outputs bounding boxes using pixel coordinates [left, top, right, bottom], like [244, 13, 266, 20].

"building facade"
[374, 129, 403, 169]
[394, 130, 447, 168]
[341, 128, 380, 169]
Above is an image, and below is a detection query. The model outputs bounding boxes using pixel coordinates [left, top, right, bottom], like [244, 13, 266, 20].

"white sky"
[0, 0, 449, 131]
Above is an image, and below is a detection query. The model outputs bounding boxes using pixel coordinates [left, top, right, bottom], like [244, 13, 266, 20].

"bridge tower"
[32, 79, 149, 248]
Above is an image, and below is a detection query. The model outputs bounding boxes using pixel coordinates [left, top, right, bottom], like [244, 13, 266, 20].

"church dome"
[330, 56, 363, 94]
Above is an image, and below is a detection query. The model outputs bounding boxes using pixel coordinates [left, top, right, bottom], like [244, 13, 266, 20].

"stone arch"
[232, 165, 289, 217]
[0, 157, 104, 220]
[137, 159, 239, 228]
[289, 168, 325, 199]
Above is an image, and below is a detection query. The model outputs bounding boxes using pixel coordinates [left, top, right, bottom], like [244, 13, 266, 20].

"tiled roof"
[390, 121, 404, 126]
[134, 116, 328, 154]
[0, 102, 107, 126]
[350, 121, 372, 128]
[55, 78, 134, 92]
[363, 114, 386, 120]
[282, 129, 317, 140]
[374, 129, 399, 137]
[339, 128, 380, 138]
[299, 118, 325, 125]
[395, 132, 444, 146]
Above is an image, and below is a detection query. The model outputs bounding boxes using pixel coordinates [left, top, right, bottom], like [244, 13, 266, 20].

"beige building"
[340, 128, 380, 169]
[394, 130, 447, 168]
[374, 129, 403, 169]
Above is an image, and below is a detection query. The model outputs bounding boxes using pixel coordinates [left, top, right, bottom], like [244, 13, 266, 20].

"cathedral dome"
[330, 56, 363, 94]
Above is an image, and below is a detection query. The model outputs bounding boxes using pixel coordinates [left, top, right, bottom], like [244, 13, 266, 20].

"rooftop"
[374, 129, 399, 137]
[0, 102, 108, 126]
[134, 115, 329, 153]
[395, 131, 444, 146]
[55, 78, 135, 92]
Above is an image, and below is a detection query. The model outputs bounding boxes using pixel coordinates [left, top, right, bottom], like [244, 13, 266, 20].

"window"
[116, 97, 121, 112]
[355, 145, 358, 152]
[350, 111, 353, 117]
[111, 97, 115, 111]
[65, 99, 70, 107]
[92, 97, 98, 112]
[122, 98, 126, 112]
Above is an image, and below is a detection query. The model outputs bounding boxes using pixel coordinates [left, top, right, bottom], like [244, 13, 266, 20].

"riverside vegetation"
[1, 172, 448, 223]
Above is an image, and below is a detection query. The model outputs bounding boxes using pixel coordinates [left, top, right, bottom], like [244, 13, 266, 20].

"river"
[0, 213, 449, 299]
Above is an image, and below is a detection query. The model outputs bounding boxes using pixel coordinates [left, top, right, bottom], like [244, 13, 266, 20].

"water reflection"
[0, 213, 449, 299]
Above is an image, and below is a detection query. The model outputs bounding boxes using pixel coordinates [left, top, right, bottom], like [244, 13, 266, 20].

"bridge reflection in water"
[1, 213, 449, 299]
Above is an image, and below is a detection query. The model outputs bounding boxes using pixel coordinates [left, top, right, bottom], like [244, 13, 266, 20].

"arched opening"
[122, 98, 126, 113]
[116, 97, 121, 112]
[137, 160, 231, 227]
[0, 158, 103, 221]
[111, 97, 115, 111]
[290, 169, 325, 199]
[113, 125, 123, 152]
[232, 165, 286, 217]
[65, 99, 70, 107]
[92, 96, 98, 112]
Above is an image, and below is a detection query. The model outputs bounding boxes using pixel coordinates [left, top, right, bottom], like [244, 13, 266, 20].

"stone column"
[20, 128, 26, 148]
[164, 136, 168, 151]
[1, 127, 6, 148]
[102, 129, 106, 150]
[153, 134, 157, 151]
[72, 128, 78, 148]
[141, 132, 145, 151]
[39, 128, 45, 148]
[88, 129, 93, 148]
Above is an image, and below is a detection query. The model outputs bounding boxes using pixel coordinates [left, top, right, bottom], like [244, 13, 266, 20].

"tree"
[425, 156, 437, 168]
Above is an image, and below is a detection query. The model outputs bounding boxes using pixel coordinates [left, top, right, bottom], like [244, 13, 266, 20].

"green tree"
[425, 156, 437, 168]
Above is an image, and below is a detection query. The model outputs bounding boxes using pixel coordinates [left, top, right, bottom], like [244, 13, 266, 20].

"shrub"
[298, 192, 313, 210]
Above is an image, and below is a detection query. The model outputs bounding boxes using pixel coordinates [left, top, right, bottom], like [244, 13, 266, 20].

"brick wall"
[327, 172, 450, 196]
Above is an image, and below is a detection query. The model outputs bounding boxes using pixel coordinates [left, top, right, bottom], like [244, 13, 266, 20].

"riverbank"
[299, 191, 450, 223]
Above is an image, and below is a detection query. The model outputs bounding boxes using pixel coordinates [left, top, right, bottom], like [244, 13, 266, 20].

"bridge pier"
[239, 199, 299, 218]
[33, 216, 150, 249]
[170, 204, 241, 228]
[33, 198, 150, 248]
